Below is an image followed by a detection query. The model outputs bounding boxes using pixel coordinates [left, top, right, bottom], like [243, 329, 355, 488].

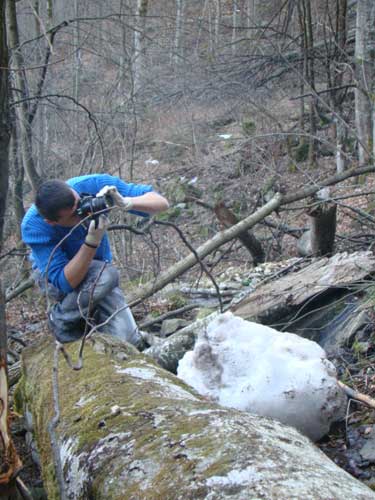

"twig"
[154, 220, 224, 313]
[139, 304, 199, 329]
[338, 380, 375, 409]
[15, 477, 34, 500]
[5, 278, 34, 303]
[48, 344, 66, 499]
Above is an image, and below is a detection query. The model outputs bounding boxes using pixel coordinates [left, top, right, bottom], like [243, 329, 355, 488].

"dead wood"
[139, 304, 198, 330]
[5, 278, 34, 303]
[214, 201, 265, 264]
[338, 381, 375, 409]
[127, 194, 282, 306]
[0, 283, 22, 486]
[231, 251, 375, 323]
[309, 202, 337, 256]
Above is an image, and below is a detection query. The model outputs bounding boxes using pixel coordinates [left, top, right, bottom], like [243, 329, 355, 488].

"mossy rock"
[17, 334, 375, 499]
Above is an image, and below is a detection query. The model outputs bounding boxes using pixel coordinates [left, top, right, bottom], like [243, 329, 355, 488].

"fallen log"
[231, 251, 375, 323]
[16, 334, 375, 499]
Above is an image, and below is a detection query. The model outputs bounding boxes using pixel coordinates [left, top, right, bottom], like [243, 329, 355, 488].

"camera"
[75, 193, 114, 218]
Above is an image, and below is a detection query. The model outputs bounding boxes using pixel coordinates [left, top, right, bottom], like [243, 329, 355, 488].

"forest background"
[1, 0, 375, 493]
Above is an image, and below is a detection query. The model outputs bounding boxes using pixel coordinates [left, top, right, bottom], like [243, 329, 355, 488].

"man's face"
[46, 189, 82, 227]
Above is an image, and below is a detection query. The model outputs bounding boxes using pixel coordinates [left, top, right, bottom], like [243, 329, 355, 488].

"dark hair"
[35, 180, 75, 221]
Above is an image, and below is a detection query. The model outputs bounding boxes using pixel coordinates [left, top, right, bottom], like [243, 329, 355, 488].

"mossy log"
[17, 335, 374, 500]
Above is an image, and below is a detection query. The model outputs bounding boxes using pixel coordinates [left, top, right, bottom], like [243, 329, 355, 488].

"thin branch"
[154, 220, 224, 313]
[338, 381, 375, 409]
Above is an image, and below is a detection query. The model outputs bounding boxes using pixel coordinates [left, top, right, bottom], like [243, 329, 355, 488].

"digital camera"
[75, 193, 114, 218]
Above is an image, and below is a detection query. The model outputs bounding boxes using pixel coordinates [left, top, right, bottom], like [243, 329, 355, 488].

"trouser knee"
[79, 260, 119, 303]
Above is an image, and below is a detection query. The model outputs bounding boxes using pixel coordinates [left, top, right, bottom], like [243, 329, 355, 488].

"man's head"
[35, 180, 80, 226]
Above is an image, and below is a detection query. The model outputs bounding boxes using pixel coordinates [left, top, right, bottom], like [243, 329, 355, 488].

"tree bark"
[174, 0, 184, 65]
[17, 334, 375, 499]
[128, 194, 282, 306]
[354, 0, 375, 166]
[0, 5, 22, 490]
[133, 0, 148, 94]
[6, 0, 41, 193]
[214, 201, 265, 264]
[309, 202, 337, 256]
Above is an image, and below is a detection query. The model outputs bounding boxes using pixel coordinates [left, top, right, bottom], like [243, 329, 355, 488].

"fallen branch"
[5, 277, 34, 303]
[338, 380, 375, 409]
[128, 194, 282, 306]
[139, 304, 198, 330]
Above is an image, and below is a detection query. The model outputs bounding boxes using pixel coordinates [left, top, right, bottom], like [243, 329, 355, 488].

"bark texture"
[309, 203, 337, 256]
[232, 251, 375, 323]
[354, 0, 375, 166]
[17, 334, 374, 500]
[214, 202, 265, 264]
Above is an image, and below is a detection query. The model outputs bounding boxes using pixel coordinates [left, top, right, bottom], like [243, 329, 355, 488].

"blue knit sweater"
[21, 174, 153, 293]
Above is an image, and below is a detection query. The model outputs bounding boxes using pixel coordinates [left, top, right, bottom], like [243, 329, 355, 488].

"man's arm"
[64, 215, 109, 289]
[127, 191, 169, 214]
[63, 243, 98, 289]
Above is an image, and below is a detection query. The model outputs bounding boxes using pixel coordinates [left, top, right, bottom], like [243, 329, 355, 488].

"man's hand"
[85, 215, 109, 248]
[96, 185, 133, 210]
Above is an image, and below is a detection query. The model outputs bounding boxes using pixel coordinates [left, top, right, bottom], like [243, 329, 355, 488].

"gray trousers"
[38, 260, 142, 348]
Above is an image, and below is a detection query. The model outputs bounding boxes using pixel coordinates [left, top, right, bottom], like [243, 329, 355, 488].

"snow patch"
[118, 365, 199, 402]
[74, 395, 96, 407]
[207, 465, 258, 487]
[177, 312, 346, 441]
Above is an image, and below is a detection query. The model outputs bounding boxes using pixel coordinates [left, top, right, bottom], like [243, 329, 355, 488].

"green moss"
[166, 292, 187, 309]
[242, 119, 256, 136]
[293, 142, 309, 162]
[155, 205, 182, 221]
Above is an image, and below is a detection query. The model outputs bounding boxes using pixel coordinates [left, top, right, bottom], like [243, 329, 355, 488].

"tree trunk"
[214, 201, 265, 264]
[232, 0, 238, 56]
[0, 2, 22, 489]
[6, 0, 41, 193]
[355, 0, 375, 166]
[174, 0, 184, 65]
[17, 334, 375, 499]
[10, 131, 25, 239]
[133, 0, 148, 94]
[309, 202, 337, 257]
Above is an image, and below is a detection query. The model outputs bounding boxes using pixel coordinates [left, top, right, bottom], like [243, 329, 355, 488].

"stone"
[360, 432, 375, 463]
[160, 318, 189, 337]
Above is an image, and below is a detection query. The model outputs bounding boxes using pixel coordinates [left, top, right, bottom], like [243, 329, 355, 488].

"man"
[21, 173, 169, 348]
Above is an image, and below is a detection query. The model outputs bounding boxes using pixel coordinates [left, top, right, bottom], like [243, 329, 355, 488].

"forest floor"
[4, 100, 375, 495]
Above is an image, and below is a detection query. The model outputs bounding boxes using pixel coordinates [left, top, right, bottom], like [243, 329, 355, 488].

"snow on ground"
[177, 312, 347, 441]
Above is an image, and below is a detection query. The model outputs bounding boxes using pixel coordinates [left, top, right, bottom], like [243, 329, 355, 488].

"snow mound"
[177, 312, 346, 441]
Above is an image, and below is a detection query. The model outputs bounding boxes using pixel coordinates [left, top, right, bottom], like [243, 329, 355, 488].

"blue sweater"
[21, 174, 153, 293]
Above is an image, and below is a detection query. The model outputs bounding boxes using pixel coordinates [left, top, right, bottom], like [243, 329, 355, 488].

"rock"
[360, 432, 375, 463]
[160, 318, 189, 337]
[16, 334, 374, 499]
[146, 311, 219, 373]
[178, 312, 347, 441]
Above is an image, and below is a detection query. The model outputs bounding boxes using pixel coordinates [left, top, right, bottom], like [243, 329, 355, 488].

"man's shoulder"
[66, 174, 114, 194]
[21, 205, 52, 238]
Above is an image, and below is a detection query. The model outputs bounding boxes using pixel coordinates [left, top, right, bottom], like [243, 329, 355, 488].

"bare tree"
[6, 0, 42, 193]
[0, 0, 22, 492]
[133, 0, 148, 94]
[355, 0, 375, 166]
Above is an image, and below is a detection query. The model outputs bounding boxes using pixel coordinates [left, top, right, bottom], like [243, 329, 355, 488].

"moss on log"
[17, 335, 375, 499]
